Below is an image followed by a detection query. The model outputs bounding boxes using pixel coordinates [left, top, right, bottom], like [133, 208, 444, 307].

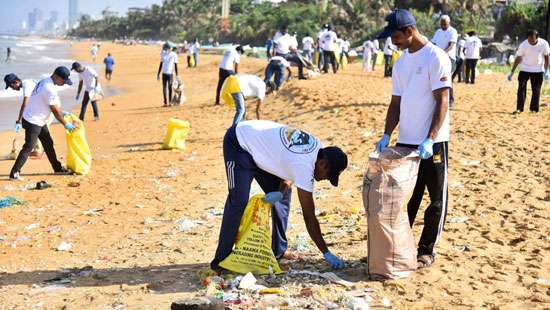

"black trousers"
[215, 68, 235, 105]
[397, 142, 449, 257]
[452, 58, 464, 83]
[464, 59, 478, 84]
[322, 50, 337, 74]
[10, 119, 63, 177]
[517, 71, 543, 112]
[79, 91, 99, 120]
[384, 54, 392, 77]
[276, 52, 305, 78]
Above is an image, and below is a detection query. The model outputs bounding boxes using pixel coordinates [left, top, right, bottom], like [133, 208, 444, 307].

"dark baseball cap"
[378, 9, 416, 39]
[320, 146, 348, 187]
[71, 61, 83, 71]
[235, 45, 244, 54]
[53, 66, 73, 85]
[4, 73, 19, 89]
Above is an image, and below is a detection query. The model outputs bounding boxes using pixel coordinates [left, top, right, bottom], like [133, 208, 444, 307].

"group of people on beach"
[2, 7, 548, 275]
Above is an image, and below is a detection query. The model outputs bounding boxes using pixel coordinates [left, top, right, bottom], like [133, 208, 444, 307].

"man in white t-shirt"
[316, 24, 329, 70]
[156, 44, 179, 107]
[432, 15, 458, 104]
[215, 45, 244, 105]
[4, 74, 37, 133]
[371, 39, 380, 71]
[211, 120, 348, 272]
[383, 36, 397, 77]
[362, 40, 375, 72]
[376, 9, 452, 269]
[452, 35, 466, 83]
[273, 25, 306, 80]
[264, 55, 292, 91]
[72, 62, 100, 121]
[187, 38, 200, 68]
[320, 25, 338, 74]
[226, 74, 267, 125]
[464, 31, 482, 84]
[508, 29, 550, 113]
[339, 37, 350, 67]
[8, 67, 76, 180]
[302, 35, 314, 62]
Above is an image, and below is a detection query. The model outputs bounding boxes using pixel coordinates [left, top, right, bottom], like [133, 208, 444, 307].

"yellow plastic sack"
[219, 194, 283, 275]
[220, 75, 240, 108]
[391, 50, 402, 66]
[64, 114, 92, 175]
[189, 54, 195, 67]
[162, 118, 190, 150]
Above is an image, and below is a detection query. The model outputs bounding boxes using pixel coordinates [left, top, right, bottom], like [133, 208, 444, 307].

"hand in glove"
[418, 138, 434, 159]
[323, 252, 345, 269]
[375, 134, 390, 153]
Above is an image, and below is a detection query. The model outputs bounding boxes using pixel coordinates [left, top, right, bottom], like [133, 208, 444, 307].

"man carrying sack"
[375, 9, 452, 268]
[211, 120, 348, 272]
[72, 62, 101, 121]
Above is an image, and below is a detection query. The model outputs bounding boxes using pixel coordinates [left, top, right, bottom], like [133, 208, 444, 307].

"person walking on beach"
[157, 44, 179, 107]
[383, 36, 397, 77]
[187, 39, 200, 67]
[453, 35, 466, 83]
[264, 55, 292, 90]
[371, 39, 380, 71]
[316, 24, 328, 71]
[375, 9, 452, 268]
[5, 47, 11, 62]
[72, 62, 100, 121]
[90, 44, 98, 62]
[464, 31, 482, 84]
[4, 74, 37, 134]
[362, 40, 375, 72]
[339, 37, 350, 67]
[103, 53, 115, 81]
[508, 30, 550, 114]
[302, 34, 314, 62]
[211, 119, 348, 272]
[215, 45, 244, 105]
[432, 15, 458, 105]
[319, 25, 338, 74]
[8, 67, 76, 181]
[272, 25, 307, 80]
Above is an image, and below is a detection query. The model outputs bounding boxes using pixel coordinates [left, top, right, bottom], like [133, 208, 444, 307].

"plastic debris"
[321, 272, 355, 288]
[448, 217, 468, 223]
[259, 288, 283, 295]
[292, 233, 310, 252]
[84, 208, 103, 216]
[455, 244, 471, 252]
[176, 218, 199, 232]
[0, 196, 25, 209]
[56, 241, 73, 251]
[25, 223, 39, 230]
[536, 278, 550, 288]
[382, 297, 391, 308]
[347, 297, 369, 310]
[67, 181, 80, 187]
[238, 272, 257, 289]
[460, 159, 480, 166]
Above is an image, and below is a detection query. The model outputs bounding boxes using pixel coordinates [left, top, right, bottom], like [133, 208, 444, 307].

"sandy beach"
[0, 41, 549, 309]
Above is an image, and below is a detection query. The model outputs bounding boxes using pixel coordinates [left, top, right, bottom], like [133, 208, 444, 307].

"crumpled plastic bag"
[64, 113, 92, 175]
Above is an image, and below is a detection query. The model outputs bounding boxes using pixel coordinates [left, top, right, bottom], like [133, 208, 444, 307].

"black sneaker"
[54, 167, 72, 175]
[9, 172, 24, 181]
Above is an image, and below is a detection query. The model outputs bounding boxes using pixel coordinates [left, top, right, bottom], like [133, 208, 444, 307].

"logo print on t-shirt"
[280, 127, 318, 154]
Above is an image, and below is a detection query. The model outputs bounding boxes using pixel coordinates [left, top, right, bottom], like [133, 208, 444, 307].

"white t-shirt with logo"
[21, 79, 37, 98]
[79, 66, 98, 92]
[237, 75, 266, 100]
[516, 38, 550, 73]
[302, 36, 314, 51]
[321, 31, 337, 51]
[432, 26, 459, 60]
[220, 48, 240, 71]
[363, 41, 375, 54]
[23, 77, 61, 127]
[161, 51, 179, 74]
[384, 37, 396, 55]
[340, 40, 350, 52]
[236, 120, 321, 192]
[270, 56, 290, 68]
[464, 36, 482, 59]
[392, 42, 452, 145]
[274, 33, 294, 55]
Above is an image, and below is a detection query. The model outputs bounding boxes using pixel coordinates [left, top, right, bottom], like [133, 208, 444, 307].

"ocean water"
[0, 35, 117, 132]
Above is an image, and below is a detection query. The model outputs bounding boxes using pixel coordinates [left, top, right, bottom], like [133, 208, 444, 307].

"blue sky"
[0, 0, 163, 32]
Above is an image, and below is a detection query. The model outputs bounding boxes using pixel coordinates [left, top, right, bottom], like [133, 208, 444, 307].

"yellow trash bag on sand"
[220, 75, 240, 108]
[162, 118, 190, 150]
[64, 113, 92, 175]
[391, 50, 402, 67]
[219, 194, 283, 275]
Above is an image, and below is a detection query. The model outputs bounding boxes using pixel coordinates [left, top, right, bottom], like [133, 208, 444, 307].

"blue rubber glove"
[507, 73, 513, 81]
[323, 252, 345, 269]
[545, 70, 549, 81]
[375, 134, 390, 153]
[62, 111, 70, 117]
[14, 122, 21, 134]
[418, 138, 434, 159]
[64, 123, 76, 132]
[263, 191, 283, 204]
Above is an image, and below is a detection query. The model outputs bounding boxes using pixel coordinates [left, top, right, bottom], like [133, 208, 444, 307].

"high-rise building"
[69, 0, 79, 29]
[28, 8, 44, 31]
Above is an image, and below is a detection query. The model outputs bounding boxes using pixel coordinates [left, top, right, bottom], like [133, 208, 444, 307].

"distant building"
[28, 8, 44, 31]
[69, 0, 79, 29]
[128, 7, 149, 14]
[45, 11, 59, 32]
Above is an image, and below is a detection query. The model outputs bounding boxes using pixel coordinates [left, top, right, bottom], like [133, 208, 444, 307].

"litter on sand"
[448, 217, 469, 223]
[0, 196, 26, 209]
[56, 241, 73, 251]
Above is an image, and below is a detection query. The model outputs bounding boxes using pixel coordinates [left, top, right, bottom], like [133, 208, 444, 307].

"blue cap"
[4, 73, 19, 89]
[53, 66, 73, 86]
[378, 9, 416, 39]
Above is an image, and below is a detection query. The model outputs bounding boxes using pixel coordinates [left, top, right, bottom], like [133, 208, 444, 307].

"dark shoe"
[54, 167, 72, 175]
[512, 110, 522, 115]
[417, 254, 435, 268]
[9, 172, 24, 181]
[35, 181, 51, 190]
